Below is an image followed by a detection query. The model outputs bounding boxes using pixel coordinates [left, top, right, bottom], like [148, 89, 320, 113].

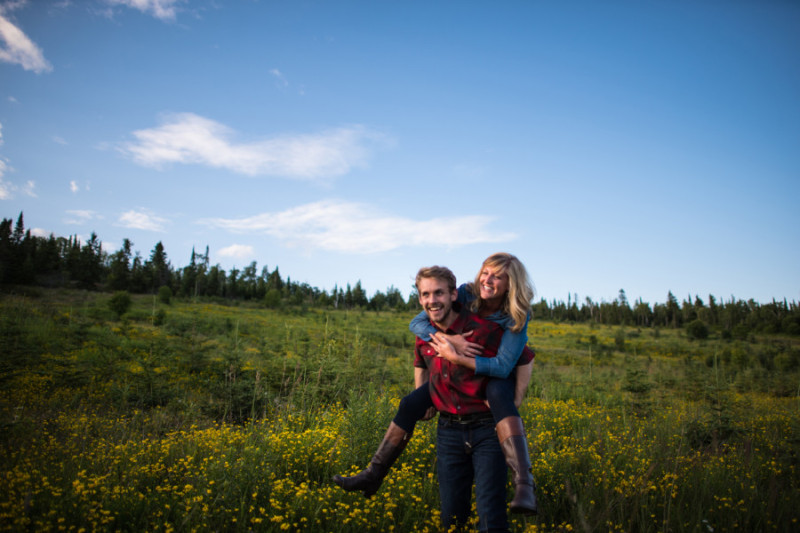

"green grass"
[1, 288, 799, 531]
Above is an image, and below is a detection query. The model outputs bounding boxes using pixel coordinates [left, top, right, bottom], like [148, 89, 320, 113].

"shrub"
[108, 291, 132, 318]
[153, 308, 167, 326]
[614, 328, 626, 352]
[686, 319, 709, 340]
[264, 289, 282, 309]
[158, 285, 172, 305]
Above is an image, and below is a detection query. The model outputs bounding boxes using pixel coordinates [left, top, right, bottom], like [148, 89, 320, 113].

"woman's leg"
[393, 382, 435, 433]
[333, 383, 434, 497]
[486, 376, 538, 515]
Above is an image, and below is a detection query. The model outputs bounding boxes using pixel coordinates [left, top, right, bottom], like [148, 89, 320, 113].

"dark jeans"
[392, 374, 519, 433]
[437, 416, 509, 532]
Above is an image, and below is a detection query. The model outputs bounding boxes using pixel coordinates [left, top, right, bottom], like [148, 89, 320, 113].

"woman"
[333, 253, 538, 515]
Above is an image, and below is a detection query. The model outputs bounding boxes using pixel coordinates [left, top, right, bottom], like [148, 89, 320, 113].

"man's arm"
[414, 367, 437, 421]
[414, 366, 429, 388]
[514, 361, 533, 408]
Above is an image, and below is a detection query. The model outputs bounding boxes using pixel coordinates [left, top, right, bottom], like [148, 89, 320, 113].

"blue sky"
[1, 0, 798, 305]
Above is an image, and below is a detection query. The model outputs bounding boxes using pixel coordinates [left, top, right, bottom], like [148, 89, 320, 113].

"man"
[333, 265, 533, 529]
[413, 265, 533, 532]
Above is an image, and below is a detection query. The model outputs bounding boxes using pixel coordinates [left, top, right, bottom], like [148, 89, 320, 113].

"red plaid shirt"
[414, 309, 531, 415]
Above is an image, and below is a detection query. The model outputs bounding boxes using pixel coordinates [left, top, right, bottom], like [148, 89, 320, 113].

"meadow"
[1, 288, 798, 532]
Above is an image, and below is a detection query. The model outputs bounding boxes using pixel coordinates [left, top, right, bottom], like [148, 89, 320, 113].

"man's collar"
[431, 308, 469, 334]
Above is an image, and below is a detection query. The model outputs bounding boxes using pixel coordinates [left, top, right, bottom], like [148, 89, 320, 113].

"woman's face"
[478, 264, 509, 303]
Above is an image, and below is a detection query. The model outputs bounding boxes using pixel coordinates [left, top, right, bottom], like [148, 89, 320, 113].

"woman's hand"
[444, 331, 483, 357]
[427, 331, 481, 357]
[429, 333, 459, 363]
[429, 333, 478, 370]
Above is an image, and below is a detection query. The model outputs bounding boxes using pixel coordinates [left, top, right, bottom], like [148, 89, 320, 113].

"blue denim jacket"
[409, 284, 529, 378]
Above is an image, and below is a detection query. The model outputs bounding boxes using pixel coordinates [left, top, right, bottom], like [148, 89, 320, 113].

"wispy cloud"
[0, 122, 32, 197]
[0, 9, 53, 73]
[270, 68, 288, 88]
[119, 113, 379, 180]
[218, 244, 255, 260]
[118, 208, 168, 232]
[0, 123, 13, 199]
[0, 172, 36, 200]
[200, 200, 516, 254]
[0, 172, 11, 200]
[64, 209, 100, 225]
[68, 180, 90, 193]
[19, 179, 35, 197]
[105, 0, 183, 21]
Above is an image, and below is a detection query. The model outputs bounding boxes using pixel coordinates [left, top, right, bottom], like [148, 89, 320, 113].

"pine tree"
[148, 241, 171, 292]
[108, 239, 133, 291]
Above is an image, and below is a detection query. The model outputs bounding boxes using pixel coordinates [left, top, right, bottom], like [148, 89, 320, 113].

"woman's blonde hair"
[470, 252, 534, 333]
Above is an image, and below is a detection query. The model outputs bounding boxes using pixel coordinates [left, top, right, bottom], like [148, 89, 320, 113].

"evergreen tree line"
[533, 289, 800, 336]
[2, 212, 799, 335]
[0, 213, 408, 311]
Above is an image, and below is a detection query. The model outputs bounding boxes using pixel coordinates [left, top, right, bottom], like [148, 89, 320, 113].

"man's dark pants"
[437, 415, 509, 532]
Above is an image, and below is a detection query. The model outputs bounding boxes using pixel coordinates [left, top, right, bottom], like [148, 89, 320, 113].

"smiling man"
[412, 265, 511, 532]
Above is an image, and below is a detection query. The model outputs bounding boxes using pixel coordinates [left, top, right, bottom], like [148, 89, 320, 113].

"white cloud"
[53, 135, 68, 145]
[201, 200, 516, 254]
[0, 12, 52, 73]
[1, 126, 11, 197]
[19, 179, 35, 197]
[120, 113, 377, 180]
[0, 176, 11, 200]
[0, 123, 14, 199]
[68, 180, 90, 193]
[105, 0, 182, 21]
[0, 172, 35, 200]
[270, 68, 288, 87]
[30, 227, 48, 238]
[64, 209, 100, 224]
[118, 208, 168, 232]
[218, 244, 255, 260]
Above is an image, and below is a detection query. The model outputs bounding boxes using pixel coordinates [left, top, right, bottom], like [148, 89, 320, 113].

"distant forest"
[2, 212, 799, 337]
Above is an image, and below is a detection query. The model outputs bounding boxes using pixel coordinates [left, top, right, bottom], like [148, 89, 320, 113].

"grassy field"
[1, 288, 798, 532]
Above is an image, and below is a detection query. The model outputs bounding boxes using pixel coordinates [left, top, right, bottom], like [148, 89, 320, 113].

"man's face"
[417, 276, 457, 327]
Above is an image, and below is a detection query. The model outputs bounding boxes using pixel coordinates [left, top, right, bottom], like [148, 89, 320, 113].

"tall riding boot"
[496, 416, 538, 515]
[332, 422, 410, 497]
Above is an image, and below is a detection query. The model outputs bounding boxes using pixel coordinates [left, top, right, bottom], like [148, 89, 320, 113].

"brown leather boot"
[332, 422, 410, 497]
[496, 416, 538, 515]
